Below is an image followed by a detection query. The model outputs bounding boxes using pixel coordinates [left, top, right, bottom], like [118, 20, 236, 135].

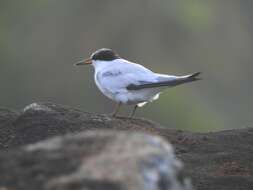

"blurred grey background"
[1, 0, 252, 132]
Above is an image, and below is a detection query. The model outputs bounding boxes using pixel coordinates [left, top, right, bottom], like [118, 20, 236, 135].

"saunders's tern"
[75, 48, 201, 117]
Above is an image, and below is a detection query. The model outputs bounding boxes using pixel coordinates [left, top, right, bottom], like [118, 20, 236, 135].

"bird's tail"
[168, 72, 201, 86]
[182, 72, 201, 83]
[127, 72, 202, 90]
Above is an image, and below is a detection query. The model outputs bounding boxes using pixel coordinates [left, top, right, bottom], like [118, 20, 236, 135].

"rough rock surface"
[0, 130, 190, 190]
[0, 102, 253, 190]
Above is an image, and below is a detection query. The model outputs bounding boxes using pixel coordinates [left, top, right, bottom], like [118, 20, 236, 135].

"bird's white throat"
[92, 59, 123, 71]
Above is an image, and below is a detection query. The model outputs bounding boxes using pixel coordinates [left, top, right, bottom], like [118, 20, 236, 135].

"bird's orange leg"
[129, 105, 138, 118]
[112, 102, 121, 117]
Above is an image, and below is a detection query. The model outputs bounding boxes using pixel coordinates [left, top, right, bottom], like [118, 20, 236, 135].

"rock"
[177, 128, 253, 190]
[0, 108, 19, 149]
[0, 102, 253, 190]
[0, 130, 191, 190]
[0, 102, 179, 149]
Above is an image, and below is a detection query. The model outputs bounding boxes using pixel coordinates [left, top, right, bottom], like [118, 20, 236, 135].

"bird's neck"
[93, 60, 117, 71]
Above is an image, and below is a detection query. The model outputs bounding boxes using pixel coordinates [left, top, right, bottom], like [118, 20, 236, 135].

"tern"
[75, 48, 201, 117]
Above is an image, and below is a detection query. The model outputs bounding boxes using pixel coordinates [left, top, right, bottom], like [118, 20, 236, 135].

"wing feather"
[127, 72, 201, 90]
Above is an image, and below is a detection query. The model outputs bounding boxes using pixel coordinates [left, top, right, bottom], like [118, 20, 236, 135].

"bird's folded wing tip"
[190, 72, 201, 77]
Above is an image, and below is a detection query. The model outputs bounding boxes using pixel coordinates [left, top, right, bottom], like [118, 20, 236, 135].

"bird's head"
[75, 48, 120, 66]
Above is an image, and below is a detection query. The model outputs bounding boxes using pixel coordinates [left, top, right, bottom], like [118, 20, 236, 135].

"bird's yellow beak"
[75, 58, 92, 66]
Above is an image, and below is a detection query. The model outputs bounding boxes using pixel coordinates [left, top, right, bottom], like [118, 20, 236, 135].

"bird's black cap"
[91, 48, 120, 61]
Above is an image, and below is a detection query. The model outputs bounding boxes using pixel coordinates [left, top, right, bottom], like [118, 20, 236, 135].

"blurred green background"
[1, 0, 252, 132]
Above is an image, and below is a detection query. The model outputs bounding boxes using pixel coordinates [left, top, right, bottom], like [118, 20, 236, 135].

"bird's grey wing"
[127, 72, 201, 90]
[97, 61, 158, 92]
